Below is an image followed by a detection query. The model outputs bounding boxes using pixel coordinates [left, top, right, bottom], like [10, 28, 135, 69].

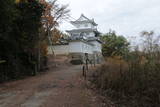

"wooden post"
[82, 65, 86, 80]
[85, 53, 89, 71]
[34, 63, 37, 76]
[86, 59, 88, 71]
[94, 59, 96, 67]
[90, 60, 93, 67]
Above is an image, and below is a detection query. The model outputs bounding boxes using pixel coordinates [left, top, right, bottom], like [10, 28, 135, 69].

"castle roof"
[70, 14, 98, 26]
[87, 37, 102, 43]
[66, 28, 99, 33]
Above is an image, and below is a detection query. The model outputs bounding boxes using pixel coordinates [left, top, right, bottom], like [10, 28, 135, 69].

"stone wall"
[69, 52, 103, 65]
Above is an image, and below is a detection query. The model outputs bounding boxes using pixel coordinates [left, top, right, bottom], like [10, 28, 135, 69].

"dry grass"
[91, 55, 160, 107]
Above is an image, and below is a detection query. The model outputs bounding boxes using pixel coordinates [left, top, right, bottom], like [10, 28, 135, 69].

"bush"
[91, 55, 160, 107]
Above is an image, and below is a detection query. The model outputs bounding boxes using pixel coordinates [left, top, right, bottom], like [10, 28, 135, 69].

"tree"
[101, 30, 129, 57]
[40, 0, 70, 39]
[51, 28, 69, 44]
[141, 31, 160, 53]
[0, 0, 69, 82]
[15, 0, 45, 74]
[37, 0, 70, 70]
[40, 0, 70, 54]
[0, 0, 45, 81]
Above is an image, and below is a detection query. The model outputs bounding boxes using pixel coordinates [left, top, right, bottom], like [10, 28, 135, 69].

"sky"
[55, 0, 160, 44]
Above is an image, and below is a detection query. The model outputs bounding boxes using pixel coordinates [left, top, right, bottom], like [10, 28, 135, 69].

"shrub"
[91, 55, 160, 107]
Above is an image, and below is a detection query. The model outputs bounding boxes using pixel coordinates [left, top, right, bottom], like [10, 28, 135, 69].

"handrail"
[0, 60, 6, 64]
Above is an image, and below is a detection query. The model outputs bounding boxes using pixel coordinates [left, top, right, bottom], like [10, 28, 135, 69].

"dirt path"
[0, 57, 107, 107]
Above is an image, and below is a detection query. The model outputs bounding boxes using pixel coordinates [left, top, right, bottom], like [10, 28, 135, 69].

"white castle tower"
[48, 14, 103, 64]
[66, 14, 100, 40]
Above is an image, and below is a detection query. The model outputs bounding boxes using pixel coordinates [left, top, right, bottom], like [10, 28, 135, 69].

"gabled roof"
[77, 14, 91, 21]
[70, 14, 98, 26]
[66, 28, 99, 33]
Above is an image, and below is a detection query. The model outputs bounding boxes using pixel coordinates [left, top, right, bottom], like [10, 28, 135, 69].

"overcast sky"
[57, 0, 160, 42]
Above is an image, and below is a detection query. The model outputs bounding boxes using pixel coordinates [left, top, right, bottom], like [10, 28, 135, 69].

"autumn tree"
[51, 28, 63, 43]
[40, 0, 70, 52]
[40, 0, 69, 36]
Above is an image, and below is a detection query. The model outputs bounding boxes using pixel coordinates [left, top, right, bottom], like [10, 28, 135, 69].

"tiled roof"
[70, 14, 98, 26]
[66, 28, 99, 33]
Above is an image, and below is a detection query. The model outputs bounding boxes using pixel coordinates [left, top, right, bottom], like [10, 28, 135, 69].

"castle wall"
[74, 23, 94, 29]
[48, 41, 93, 56]
[48, 45, 69, 55]
[69, 41, 93, 54]
[89, 41, 102, 52]
[47, 42, 103, 64]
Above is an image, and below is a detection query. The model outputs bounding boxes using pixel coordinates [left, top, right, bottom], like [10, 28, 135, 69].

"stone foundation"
[69, 52, 103, 65]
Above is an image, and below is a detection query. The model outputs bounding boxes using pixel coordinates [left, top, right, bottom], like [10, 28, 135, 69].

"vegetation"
[101, 30, 129, 57]
[0, 0, 69, 82]
[41, 0, 70, 47]
[91, 31, 160, 107]
[51, 28, 69, 44]
[0, 0, 44, 82]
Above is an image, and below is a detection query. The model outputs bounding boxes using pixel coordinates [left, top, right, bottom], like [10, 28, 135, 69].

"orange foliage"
[40, 0, 58, 30]
[51, 28, 63, 43]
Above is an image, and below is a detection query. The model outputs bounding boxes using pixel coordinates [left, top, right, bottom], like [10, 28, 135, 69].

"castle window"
[80, 32, 85, 36]
[85, 24, 88, 27]
[77, 25, 80, 28]
[86, 32, 89, 35]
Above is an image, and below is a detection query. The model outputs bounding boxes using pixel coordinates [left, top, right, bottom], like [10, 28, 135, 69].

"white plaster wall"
[86, 32, 95, 38]
[69, 41, 83, 53]
[70, 32, 95, 38]
[47, 42, 98, 55]
[90, 24, 95, 29]
[74, 24, 81, 29]
[87, 23, 92, 28]
[81, 42, 93, 54]
[48, 45, 69, 55]
[69, 41, 93, 54]
[79, 23, 87, 29]
[75, 23, 94, 29]
[71, 33, 80, 36]
[90, 41, 102, 52]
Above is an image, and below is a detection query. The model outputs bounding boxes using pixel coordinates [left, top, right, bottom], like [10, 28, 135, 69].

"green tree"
[15, 0, 45, 75]
[0, 0, 21, 80]
[0, 0, 69, 82]
[0, 0, 45, 81]
[101, 30, 129, 57]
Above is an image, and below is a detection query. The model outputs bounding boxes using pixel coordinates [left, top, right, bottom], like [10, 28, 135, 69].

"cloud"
[58, 0, 160, 39]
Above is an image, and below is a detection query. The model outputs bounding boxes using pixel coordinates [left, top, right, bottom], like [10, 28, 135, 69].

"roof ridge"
[80, 14, 92, 21]
[70, 14, 98, 26]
